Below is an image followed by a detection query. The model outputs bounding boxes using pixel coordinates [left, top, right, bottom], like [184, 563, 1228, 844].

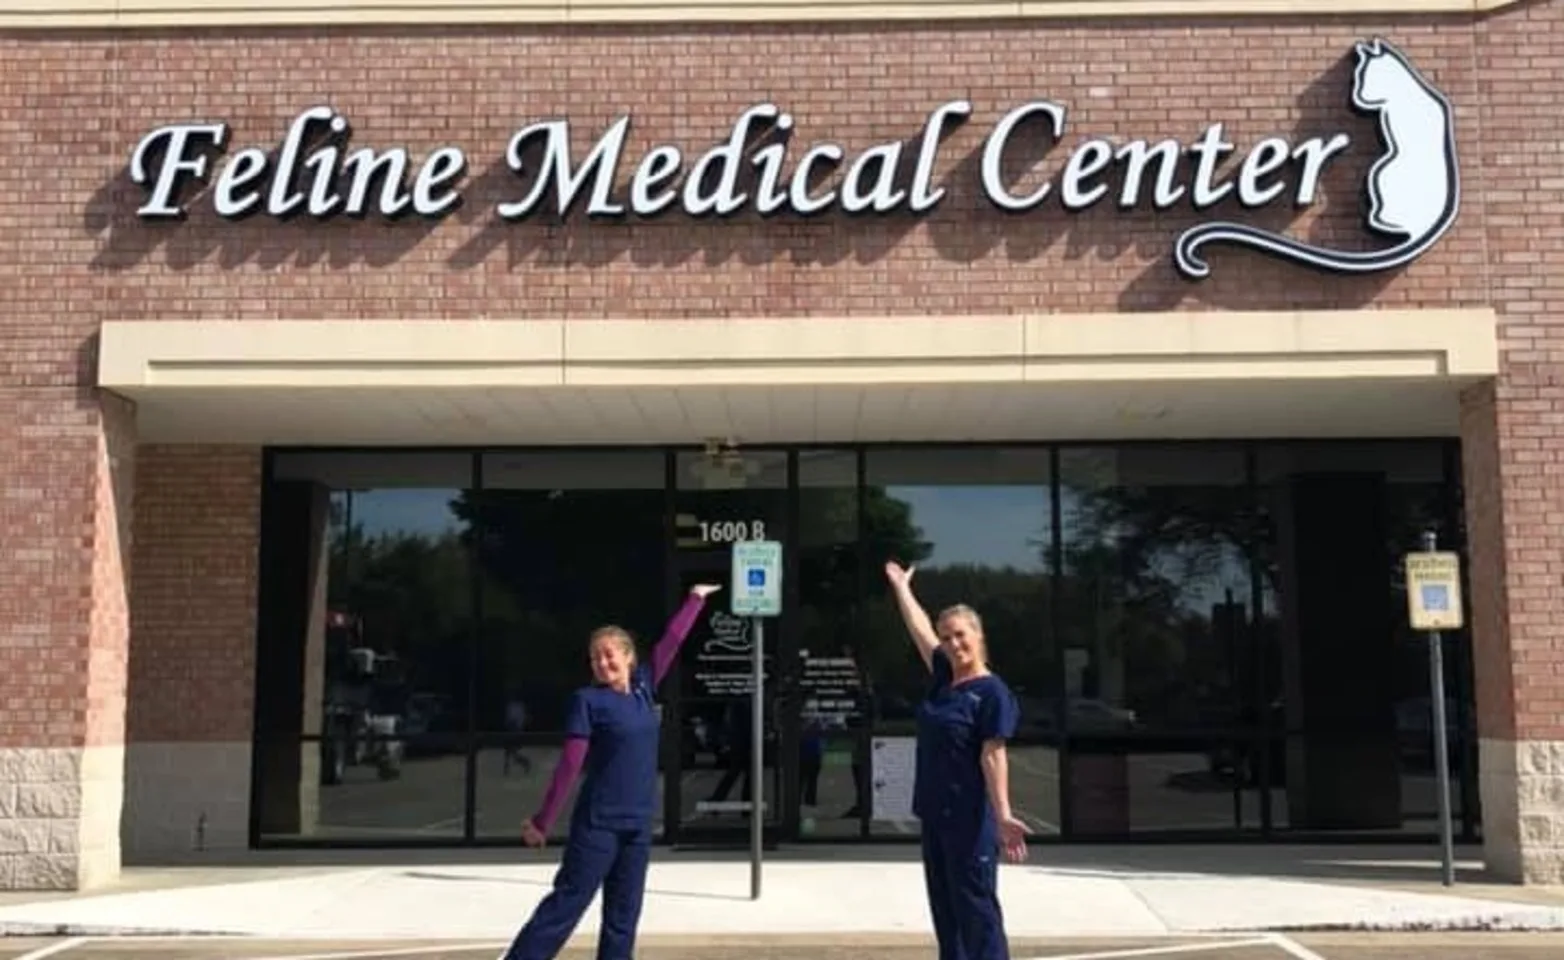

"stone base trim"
[0, 746, 123, 891]
[123, 741, 251, 861]
[1479, 737, 1564, 884]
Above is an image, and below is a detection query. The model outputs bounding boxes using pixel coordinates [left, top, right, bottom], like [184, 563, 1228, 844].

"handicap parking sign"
[1404, 550, 1463, 631]
[731, 541, 783, 617]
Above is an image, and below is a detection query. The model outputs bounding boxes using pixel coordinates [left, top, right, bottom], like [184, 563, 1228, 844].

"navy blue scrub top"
[913, 649, 1021, 840]
[564, 662, 661, 830]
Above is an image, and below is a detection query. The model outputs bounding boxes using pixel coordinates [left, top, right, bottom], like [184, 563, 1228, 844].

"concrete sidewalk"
[2, 845, 1564, 940]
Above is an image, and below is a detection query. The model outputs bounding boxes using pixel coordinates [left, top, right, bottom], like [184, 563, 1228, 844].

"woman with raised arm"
[499, 583, 722, 960]
[884, 560, 1027, 960]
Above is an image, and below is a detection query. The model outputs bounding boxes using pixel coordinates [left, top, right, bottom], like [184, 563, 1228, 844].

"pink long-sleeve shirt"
[530, 593, 708, 834]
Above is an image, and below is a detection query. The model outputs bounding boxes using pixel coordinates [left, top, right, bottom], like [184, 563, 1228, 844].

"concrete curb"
[1255, 917, 1564, 933]
[0, 924, 248, 937]
[9, 919, 1564, 940]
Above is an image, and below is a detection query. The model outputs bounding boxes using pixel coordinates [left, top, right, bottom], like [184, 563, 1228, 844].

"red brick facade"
[1469, 2, 1564, 747]
[72, 23, 1486, 319]
[2, 6, 1563, 883]
[126, 446, 261, 745]
[0, 390, 113, 749]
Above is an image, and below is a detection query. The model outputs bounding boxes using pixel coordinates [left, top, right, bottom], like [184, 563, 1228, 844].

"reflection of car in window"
[1068, 698, 1138, 732]
[319, 610, 406, 785]
[1013, 694, 1138, 737]
[1206, 697, 1284, 787]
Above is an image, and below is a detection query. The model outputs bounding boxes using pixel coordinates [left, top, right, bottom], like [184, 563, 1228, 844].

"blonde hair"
[936, 604, 984, 637]
[589, 625, 638, 666]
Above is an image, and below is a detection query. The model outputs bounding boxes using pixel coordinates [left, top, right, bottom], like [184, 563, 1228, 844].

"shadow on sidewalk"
[397, 869, 752, 902]
[128, 843, 1495, 888]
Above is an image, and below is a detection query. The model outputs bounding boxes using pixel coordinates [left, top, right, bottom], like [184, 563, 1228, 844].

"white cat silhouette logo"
[1173, 37, 1459, 279]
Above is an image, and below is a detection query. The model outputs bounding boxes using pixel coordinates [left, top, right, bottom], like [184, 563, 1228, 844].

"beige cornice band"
[0, 0, 1523, 31]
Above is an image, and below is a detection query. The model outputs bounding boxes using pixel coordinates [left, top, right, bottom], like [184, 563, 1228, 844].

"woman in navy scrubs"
[500, 582, 722, 960]
[885, 561, 1027, 960]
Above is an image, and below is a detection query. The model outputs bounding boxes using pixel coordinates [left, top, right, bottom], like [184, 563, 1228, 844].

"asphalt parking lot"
[6, 935, 1564, 960]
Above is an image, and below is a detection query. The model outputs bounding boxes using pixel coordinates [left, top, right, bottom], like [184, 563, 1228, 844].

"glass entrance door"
[667, 448, 789, 844]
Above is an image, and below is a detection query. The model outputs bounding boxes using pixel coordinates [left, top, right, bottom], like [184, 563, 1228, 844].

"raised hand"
[690, 583, 722, 598]
[883, 561, 916, 589]
[521, 818, 546, 848]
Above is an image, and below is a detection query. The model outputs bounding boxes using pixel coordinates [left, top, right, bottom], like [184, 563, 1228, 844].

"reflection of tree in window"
[801, 485, 930, 711]
[451, 486, 664, 733]
[327, 491, 473, 732]
[856, 455, 1055, 725]
[1058, 450, 1251, 732]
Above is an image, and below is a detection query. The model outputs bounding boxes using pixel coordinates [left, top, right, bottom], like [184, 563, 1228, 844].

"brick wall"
[126, 446, 261, 745]
[41, 21, 1480, 327]
[1459, 381, 1514, 743]
[3, 18, 1498, 746]
[1470, 0, 1564, 747]
[1, 8, 1561, 877]
[87, 392, 137, 750]
[0, 390, 110, 749]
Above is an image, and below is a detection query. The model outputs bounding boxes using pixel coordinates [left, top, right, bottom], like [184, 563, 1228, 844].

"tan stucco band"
[0, 0, 1523, 29]
[98, 310, 1499, 393]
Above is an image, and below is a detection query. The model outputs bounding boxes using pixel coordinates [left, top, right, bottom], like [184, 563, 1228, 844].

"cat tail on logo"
[1173, 36, 1460, 280]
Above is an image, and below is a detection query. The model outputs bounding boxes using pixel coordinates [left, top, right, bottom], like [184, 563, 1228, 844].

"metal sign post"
[730, 539, 783, 902]
[1403, 530, 1464, 888]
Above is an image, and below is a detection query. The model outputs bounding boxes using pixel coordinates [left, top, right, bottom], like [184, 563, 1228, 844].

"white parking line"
[1023, 938, 1274, 960]
[243, 944, 505, 960]
[16, 939, 89, 960]
[1264, 933, 1329, 960]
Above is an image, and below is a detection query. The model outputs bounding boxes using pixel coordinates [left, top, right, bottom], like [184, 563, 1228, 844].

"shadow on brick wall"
[1117, 49, 1399, 311]
[79, 46, 1407, 311]
[82, 139, 450, 272]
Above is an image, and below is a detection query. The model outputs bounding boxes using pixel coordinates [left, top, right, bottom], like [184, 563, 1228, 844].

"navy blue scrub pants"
[921, 826, 1009, 960]
[502, 821, 652, 960]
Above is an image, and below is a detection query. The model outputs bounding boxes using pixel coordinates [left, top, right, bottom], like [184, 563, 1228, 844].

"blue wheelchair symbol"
[1421, 584, 1449, 612]
[747, 569, 766, 588]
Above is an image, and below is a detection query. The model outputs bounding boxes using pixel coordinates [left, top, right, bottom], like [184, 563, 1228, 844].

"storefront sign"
[800, 653, 863, 728]
[870, 736, 917, 822]
[125, 37, 1457, 280]
[692, 608, 773, 697]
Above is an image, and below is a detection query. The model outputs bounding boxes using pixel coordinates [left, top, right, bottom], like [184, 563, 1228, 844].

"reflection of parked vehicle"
[1207, 698, 1285, 787]
[1208, 736, 1286, 787]
[1068, 698, 1138, 732]
[321, 611, 406, 785]
[1013, 695, 1138, 737]
[402, 693, 461, 756]
[402, 693, 443, 737]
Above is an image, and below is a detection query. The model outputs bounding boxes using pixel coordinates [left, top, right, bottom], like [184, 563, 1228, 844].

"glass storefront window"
[1056, 445, 1255, 835]
[1254, 441, 1470, 836]
[468, 451, 667, 838]
[255, 452, 475, 842]
[671, 449, 787, 837]
[795, 450, 864, 837]
[863, 448, 1059, 837]
[248, 440, 1474, 846]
